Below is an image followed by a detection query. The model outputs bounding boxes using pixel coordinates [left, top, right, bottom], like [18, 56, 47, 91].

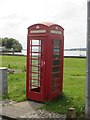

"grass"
[2, 55, 26, 102]
[1, 55, 86, 117]
[43, 58, 86, 117]
[2, 56, 26, 71]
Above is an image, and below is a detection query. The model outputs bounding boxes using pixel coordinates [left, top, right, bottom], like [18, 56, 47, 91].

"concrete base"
[1, 101, 43, 118]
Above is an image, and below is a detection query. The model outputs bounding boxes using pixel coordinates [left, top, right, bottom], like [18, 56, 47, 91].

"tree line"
[1, 37, 22, 52]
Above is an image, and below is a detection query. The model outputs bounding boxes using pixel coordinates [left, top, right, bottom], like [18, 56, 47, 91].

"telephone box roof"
[41, 22, 55, 26]
[28, 22, 64, 30]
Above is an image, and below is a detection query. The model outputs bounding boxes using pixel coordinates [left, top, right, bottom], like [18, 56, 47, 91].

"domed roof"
[41, 22, 54, 27]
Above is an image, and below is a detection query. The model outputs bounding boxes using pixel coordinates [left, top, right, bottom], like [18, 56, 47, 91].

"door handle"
[41, 61, 45, 67]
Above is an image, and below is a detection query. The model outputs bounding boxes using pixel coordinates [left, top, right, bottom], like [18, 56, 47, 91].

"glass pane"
[53, 55, 60, 58]
[53, 67, 59, 72]
[52, 79, 59, 91]
[53, 60, 60, 65]
[32, 60, 40, 66]
[52, 39, 60, 91]
[32, 66, 39, 72]
[32, 74, 39, 79]
[32, 40, 41, 45]
[30, 39, 42, 92]
[53, 40, 59, 48]
[53, 39, 60, 58]
[32, 46, 41, 52]
[53, 48, 59, 52]
[53, 73, 59, 78]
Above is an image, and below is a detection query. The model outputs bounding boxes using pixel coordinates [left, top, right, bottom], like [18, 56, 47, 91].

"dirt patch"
[8, 69, 22, 74]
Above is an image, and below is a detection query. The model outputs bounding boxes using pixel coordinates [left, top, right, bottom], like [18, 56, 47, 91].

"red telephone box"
[26, 22, 64, 102]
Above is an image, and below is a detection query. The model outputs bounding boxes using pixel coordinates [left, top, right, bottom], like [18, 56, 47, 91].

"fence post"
[0, 67, 8, 96]
[86, 0, 90, 118]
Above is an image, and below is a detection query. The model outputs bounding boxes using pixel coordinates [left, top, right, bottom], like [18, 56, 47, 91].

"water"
[64, 51, 86, 57]
[22, 49, 86, 57]
[22, 49, 27, 55]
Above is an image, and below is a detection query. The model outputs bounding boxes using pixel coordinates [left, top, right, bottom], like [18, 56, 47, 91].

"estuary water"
[22, 49, 86, 57]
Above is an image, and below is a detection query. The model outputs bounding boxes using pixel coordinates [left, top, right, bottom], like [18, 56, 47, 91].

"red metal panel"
[26, 23, 64, 102]
[26, 35, 30, 98]
[48, 32, 64, 100]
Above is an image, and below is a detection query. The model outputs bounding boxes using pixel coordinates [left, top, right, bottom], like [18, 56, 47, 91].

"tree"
[2, 37, 8, 47]
[6, 38, 14, 49]
[2, 37, 22, 52]
[12, 40, 22, 51]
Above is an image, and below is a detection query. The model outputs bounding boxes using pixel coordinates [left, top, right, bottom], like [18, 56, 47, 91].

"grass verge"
[1, 56, 86, 117]
[2, 55, 26, 102]
[42, 58, 86, 117]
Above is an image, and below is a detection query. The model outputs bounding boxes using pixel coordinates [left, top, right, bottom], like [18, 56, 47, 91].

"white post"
[86, 0, 90, 118]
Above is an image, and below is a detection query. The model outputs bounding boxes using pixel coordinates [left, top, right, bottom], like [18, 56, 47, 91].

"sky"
[0, 0, 87, 49]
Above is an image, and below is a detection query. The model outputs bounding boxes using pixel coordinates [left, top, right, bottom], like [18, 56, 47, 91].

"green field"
[2, 55, 26, 101]
[1, 55, 86, 117]
[44, 58, 86, 117]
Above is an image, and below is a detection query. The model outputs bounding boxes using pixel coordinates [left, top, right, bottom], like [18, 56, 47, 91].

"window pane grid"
[52, 39, 60, 91]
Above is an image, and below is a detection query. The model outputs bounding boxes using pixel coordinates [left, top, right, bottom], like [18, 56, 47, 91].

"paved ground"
[0, 100, 66, 119]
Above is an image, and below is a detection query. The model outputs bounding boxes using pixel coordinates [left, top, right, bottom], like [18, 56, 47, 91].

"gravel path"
[0, 100, 66, 119]
[20, 109, 66, 119]
[0, 100, 16, 108]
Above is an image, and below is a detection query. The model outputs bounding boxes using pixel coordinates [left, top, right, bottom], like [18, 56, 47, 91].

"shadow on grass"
[42, 93, 85, 117]
[2, 94, 10, 100]
[2, 93, 27, 102]
[42, 93, 72, 114]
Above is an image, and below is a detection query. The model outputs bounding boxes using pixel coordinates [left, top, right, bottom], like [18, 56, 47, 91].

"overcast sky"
[0, 0, 87, 49]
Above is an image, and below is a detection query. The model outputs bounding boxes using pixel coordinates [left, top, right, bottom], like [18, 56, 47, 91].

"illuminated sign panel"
[50, 30, 62, 35]
[30, 30, 46, 34]
[30, 29, 62, 35]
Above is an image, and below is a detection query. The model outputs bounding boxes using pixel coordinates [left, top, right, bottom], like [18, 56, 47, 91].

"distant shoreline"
[1, 53, 25, 56]
[1, 53, 86, 58]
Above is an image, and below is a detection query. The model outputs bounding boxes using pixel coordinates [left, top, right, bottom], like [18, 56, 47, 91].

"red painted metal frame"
[26, 23, 64, 102]
[49, 34, 64, 100]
